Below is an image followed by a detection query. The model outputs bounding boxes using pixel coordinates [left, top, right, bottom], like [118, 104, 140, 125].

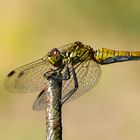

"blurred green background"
[0, 0, 140, 140]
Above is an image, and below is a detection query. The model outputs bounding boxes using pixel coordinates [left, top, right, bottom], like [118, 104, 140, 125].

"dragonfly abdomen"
[94, 48, 140, 64]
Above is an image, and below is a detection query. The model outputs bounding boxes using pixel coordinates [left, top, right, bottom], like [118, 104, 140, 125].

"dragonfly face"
[47, 48, 63, 67]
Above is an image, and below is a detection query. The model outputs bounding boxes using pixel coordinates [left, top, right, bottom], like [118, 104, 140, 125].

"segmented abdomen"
[94, 48, 140, 64]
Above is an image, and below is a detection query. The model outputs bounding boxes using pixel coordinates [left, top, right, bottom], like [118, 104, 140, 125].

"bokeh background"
[0, 0, 140, 140]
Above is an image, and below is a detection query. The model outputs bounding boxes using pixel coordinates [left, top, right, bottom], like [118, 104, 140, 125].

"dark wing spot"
[7, 70, 15, 77]
[37, 90, 45, 98]
[18, 71, 24, 78]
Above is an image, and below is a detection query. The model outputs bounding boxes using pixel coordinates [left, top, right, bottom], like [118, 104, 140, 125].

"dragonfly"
[4, 41, 140, 111]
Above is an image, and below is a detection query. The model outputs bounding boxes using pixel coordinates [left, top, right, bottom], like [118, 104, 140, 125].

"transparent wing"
[32, 87, 48, 111]
[4, 56, 53, 93]
[32, 60, 101, 111]
[62, 60, 101, 103]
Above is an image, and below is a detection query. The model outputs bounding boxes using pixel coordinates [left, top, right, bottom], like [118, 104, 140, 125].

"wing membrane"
[32, 60, 101, 110]
[62, 60, 101, 103]
[4, 56, 53, 93]
[32, 88, 48, 111]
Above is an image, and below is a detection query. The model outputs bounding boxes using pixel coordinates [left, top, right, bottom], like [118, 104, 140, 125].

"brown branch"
[45, 72, 62, 140]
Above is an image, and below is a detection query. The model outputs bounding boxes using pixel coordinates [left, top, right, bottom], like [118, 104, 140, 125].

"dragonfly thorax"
[63, 41, 95, 65]
[47, 41, 95, 67]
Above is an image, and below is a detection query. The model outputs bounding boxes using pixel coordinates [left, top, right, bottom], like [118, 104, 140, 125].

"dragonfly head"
[47, 48, 63, 67]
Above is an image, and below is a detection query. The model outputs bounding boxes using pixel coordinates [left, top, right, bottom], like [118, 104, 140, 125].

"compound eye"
[49, 48, 59, 56]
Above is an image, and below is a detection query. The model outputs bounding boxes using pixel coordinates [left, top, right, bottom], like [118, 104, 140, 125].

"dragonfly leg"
[43, 64, 70, 82]
[62, 65, 70, 80]
[43, 64, 78, 104]
[61, 66, 78, 104]
[43, 70, 61, 84]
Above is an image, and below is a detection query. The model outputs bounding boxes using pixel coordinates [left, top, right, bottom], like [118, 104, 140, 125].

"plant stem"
[45, 72, 62, 140]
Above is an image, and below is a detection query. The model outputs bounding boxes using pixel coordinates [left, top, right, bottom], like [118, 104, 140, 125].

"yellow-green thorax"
[47, 42, 95, 67]
[62, 41, 95, 65]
